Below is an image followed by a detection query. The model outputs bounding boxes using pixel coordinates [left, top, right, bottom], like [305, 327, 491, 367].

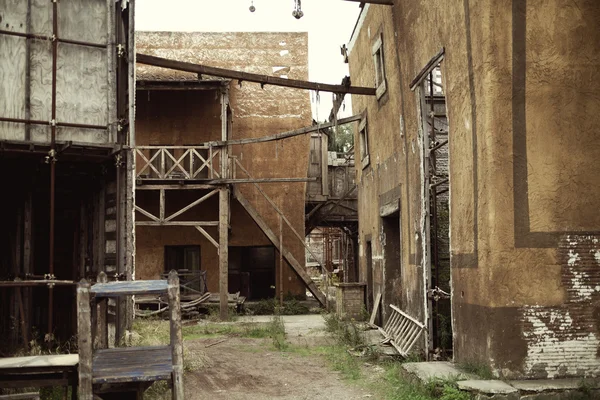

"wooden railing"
[135, 146, 221, 180]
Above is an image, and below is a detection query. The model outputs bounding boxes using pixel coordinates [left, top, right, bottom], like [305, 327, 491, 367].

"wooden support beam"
[233, 187, 327, 306]
[136, 54, 376, 96]
[96, 272, 108, 350]
[136, 184, 217, 190]
[279, 215, 283, 307]
[77, 280, 93, 400]
[207, 178, 317, 184]
[209, 114, 362, 147]
[321, 132, 329, 196]
[195, 226, 219, 251]
[168, 271, 184, 400]
[219, 187, 229, 321]
[135, 221, 219, 227]
[164, 189, 218, 222]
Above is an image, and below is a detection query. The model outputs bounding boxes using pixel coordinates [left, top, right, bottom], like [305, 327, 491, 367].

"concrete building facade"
[348, 0, 600, 379]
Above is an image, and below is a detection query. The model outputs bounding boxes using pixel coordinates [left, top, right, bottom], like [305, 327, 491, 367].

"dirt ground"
[182, 315, 375, 400]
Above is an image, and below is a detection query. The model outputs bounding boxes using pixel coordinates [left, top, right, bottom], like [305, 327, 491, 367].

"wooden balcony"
[135, 146, 221, 181]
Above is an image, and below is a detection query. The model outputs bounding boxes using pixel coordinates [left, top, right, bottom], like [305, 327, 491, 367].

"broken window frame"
[359, 117, 370, 169]
[372, 33, 387, 100]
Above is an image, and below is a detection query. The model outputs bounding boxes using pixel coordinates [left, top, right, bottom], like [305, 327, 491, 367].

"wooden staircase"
[233, 186, 327, 306]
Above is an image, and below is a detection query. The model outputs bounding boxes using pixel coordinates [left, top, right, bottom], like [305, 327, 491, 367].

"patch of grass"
[268, 314, 288, 351]
[457, 361, 494, 380]
[247, 298, 311, 316]
[323, 313, 364, 347]
[377, 362, 437, 400]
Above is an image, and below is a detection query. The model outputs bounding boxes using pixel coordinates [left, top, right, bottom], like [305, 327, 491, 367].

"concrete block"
[402, 361, 476, 383]
[458, 380, 519, 400]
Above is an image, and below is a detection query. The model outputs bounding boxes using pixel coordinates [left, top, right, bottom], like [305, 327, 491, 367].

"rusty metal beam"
[136, 53, 377, 96]
[341, 0, 393, 4]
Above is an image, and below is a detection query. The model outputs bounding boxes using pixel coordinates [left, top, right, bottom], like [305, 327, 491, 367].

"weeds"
[268, 314, 288, 350]
[323, 313, 364, 347]
[247, 298, 311, 315]
[457, 361, 494, 380]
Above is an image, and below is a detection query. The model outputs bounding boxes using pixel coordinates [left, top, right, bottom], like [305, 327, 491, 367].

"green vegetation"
[457, 360, 494, 380]
[246, 297, 312, 316]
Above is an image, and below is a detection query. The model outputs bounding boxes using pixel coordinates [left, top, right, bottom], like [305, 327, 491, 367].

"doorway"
[365, 240, 373, 313]
[420, 63, 452, 358]
[382, 210, 401, 324]
[228, 246, 276, 300]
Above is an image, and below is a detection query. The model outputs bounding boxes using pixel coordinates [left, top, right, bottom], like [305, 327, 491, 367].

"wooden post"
[279, 214, 283, 307]
[77, 280, 93, 400]
[321, 132, 329, 197]
[219, 86, 230, 321]
[96, 272, 108, 349]
[219, 187, 229, 321]
[167, 271, 184, 400]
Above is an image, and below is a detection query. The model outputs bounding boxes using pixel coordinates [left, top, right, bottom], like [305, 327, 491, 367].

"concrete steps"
[401, 362, 600, 400]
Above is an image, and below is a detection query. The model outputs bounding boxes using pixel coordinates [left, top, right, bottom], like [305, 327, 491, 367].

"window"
[164, 245, 200, 272]
[372, 33, 387, 100]
[359, 117, 369, 169]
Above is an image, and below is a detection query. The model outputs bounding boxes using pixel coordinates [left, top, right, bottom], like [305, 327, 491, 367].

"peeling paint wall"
[519, 236, 600, 379]
[135, 32, 312, 297]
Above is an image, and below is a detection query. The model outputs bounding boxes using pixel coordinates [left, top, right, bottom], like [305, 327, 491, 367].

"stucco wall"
[348, 5, 424, 330]
[351, 0, 600, 378]
[135, 32, 313, 297]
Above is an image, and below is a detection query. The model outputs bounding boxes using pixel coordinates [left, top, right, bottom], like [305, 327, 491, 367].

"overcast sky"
[135, 0, 361, 120]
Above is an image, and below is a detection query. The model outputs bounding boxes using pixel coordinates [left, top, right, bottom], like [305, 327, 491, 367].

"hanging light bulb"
[249, 0, 256, 12]
[292, 0, 304, 19]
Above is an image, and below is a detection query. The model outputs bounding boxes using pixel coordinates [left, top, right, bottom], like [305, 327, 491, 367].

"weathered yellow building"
[349, 0, 600, 379]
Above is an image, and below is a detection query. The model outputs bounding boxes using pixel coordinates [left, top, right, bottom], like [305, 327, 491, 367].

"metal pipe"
[0, 116, 108, 130]
[0, 29, 107, 48]
[47, 0, 59, 340]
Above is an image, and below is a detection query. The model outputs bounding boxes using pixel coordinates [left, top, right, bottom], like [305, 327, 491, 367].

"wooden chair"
[77, 271, 184, 400]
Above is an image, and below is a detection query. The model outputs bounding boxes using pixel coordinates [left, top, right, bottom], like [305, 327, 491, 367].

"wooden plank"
[164, 189, 218, 222]
[369, 292, 382, 326]
[209, 114, 362, 147]
[136, 54, 377, 96]
[279, 215, 283, 306]
[0, 393, 40, 400]
[135, 205, 159, 222]
[91, 280, 168, 297]
[0, 355, 79, 370]
[91, 346, 172, 384]
[77, 281, 93, 400]
[168, 271, 184, 400]
[96, 272, 108, 349]
[159, 189, 165, 221]
[195, 226, 219, 251]
[136, 184, 217, 190]
[0, 280, 76, 287]
[219, 187, 229, 320]
[321, 133, 329, 196]
[206, 178, 317, 184]
[135, 221, 219, 227]
[233, 187, 326, 306]
[409, 48, 445, 91]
